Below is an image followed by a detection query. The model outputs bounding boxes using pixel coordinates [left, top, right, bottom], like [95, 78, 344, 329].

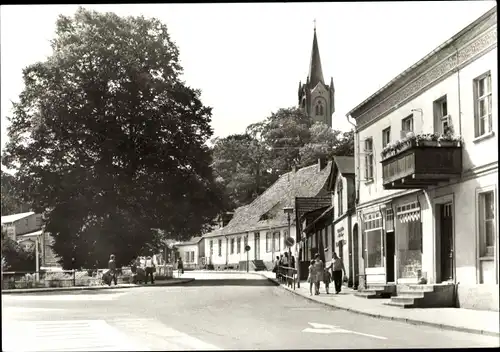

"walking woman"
[307, 259, 315, 296]
[313, 253, 324, 295]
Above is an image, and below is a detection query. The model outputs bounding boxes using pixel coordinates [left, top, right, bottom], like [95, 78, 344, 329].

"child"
[307, 260, 315, 296]
[323, 268, 332, 294]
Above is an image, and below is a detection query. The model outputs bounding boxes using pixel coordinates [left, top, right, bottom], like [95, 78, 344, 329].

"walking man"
[108, 254, 117, 286]
[329, 252, 346, 294]
[145, 256, 155, 284]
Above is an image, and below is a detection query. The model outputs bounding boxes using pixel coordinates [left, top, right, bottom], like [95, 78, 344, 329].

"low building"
[1, 211, 60, 268]
[300, 156, 357, 287]
[202, 159, 333, 271]
[347, 7, 497, 310]
[175, 237, 204, 270]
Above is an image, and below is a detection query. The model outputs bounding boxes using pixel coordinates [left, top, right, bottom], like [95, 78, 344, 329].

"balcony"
[381, 134, 462, 190]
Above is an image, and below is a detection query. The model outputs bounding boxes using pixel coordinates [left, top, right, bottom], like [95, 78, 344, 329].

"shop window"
[478, 189, 496, 284]
[364, 211, 383, 268]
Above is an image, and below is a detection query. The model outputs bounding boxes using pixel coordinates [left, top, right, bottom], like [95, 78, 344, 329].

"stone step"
[385, 301, 414, 308]
[396, 291, 425, 299]
[355, 291, 378, 299]
[391, 296, 416, 305]
[399, 285, 436, 292]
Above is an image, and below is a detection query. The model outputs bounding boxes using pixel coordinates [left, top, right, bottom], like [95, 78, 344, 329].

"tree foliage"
[1, 230, 37, 272]
[1, 171, 29, 215]
[2, 8, 225, 269]
[211, 107, 354, 208]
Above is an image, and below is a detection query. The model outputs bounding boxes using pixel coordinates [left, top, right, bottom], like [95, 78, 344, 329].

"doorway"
[386, 231, 395, 283]
[440, 203, 454, 282]
[254, 233, 260, 260]
[352, 224, 359, 288]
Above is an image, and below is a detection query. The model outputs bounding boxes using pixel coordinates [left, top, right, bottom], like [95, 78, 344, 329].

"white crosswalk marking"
[110, 318, 221, 350]
[2, 320, 146, 351]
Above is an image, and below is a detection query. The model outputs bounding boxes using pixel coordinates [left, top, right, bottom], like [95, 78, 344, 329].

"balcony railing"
[381, 136, 462, 190]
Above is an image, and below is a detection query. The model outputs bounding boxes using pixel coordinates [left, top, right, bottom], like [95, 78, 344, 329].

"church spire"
[308, 21, 324, 89]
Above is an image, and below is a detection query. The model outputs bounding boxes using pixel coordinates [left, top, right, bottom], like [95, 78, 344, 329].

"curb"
[260, 274, 499, 338]
[1, 278, 195, 294]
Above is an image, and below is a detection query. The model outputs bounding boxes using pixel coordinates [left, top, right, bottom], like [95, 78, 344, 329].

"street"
[2, 272, 499, 351]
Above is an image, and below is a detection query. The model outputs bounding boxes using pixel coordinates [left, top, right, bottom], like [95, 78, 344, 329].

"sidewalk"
[1, 278, 194, 294]
[258, 271, 500, 337]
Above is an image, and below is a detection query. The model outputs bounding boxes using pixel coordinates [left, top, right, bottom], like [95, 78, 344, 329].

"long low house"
[202, 159, 333, 271]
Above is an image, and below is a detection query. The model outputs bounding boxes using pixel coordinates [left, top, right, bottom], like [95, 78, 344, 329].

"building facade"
[175, 237, 203, 270]
[202, 160, 333, 271]
[347, 7, 497, 310]
[298, 26, 335, 127]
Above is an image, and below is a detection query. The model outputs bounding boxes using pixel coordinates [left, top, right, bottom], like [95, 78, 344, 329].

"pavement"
[1, 278, 194, 294]
[2, 271, 498, 350]
[257, 270, 500, 337]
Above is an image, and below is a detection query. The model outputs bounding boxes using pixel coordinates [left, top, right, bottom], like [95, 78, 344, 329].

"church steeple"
[297, 21, 334, 128]
[308, 25, 324, 89]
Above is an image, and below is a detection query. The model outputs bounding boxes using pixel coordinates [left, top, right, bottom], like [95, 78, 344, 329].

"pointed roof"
[308, 27, 325, 89]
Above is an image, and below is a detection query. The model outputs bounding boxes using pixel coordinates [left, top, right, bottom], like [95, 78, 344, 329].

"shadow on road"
[177, 279, 279, 287]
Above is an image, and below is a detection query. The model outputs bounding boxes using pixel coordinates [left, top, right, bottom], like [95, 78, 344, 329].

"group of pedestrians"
[272, 252, 296, 286]
[307, 251, 346, 296]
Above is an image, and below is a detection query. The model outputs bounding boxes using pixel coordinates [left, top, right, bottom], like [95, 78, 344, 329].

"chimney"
[318, 158, 327, 171]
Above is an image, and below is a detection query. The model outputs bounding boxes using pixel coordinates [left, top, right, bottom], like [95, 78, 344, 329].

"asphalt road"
[2, 272, 499, 351]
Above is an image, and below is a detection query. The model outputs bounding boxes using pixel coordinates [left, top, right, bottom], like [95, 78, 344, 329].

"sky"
[0, 2, 496, 173]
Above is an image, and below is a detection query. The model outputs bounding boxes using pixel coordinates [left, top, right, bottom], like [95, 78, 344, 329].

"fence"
[278, 265, 297, 290]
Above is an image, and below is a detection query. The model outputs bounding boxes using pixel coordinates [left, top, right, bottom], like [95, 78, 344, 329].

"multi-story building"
[347, 7, 497, 310]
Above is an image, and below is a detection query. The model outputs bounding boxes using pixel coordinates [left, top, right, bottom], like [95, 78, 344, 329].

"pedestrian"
[278, 254, 284, 282]
[307, 259, 315, 296]
[272, 256, 279, 279]
[283, 252, 290, 285]
[145, 256, 155, 284]
[177, 257, 184, 277]
[323, 267, 332, 294]
[313, 253, 324, 295]
[330, 252, 347, 294]
[108, 254, 117, 286]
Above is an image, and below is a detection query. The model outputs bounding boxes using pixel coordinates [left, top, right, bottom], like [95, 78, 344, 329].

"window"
[230, 238, 235, 254]
[337, 180, 343, 216]
[402, 115, 414, 136]
[364, 211, 383, 268]
[210, 240, 213, 256]
[273, 231, 281, 252]
[364, 138, 374, 181]
[315, 100, 324, 116]
[190, 251, 195, 262]
[382, 127, 391, 148]
[237, 237, 241, 253]
[185, 252, 189, 262]
[218, 239, 222, 256]
[434, 96, 451, 135]
[479, 191, 495, 258]
[474, 72, 493, 137]
[266, 232, 272, 252]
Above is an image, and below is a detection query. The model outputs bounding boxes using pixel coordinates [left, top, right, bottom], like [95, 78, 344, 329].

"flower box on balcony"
[381, 133, 463, 190]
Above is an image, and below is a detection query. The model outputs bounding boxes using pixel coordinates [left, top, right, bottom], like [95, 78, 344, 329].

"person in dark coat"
[107, 254, 117, 286]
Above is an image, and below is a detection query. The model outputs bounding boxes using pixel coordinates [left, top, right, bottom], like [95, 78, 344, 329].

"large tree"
[1, 171, 29, 215]
[2, 8, 225, 268]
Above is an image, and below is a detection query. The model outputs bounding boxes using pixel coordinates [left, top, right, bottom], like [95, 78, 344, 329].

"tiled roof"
[296, 196, 332, 222]
[219, 161, 332, 236]
[201, 228, 224, 239]
[176, 236, 203, 246]
[1, 212, 35, 224]
[334, 156, 355, 175]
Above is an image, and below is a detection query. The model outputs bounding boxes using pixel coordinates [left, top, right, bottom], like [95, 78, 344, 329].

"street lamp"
[283, 206, 294, 286]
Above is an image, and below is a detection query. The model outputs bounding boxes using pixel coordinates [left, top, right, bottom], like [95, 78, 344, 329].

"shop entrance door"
[440, 203, 454, 282]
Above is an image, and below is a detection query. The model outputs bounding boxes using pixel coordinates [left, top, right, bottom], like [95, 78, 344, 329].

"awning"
[396, 202, 420, 223]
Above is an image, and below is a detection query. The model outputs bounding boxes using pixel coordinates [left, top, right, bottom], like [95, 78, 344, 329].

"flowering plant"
[381, 132, 462, 159]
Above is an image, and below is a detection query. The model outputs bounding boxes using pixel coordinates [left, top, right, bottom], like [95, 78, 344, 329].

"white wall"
[177, 244, 199, 267]
[356, 47, 497, 207]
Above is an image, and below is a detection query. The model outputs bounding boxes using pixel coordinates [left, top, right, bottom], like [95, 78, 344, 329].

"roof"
[1, 212, 35, 224]
[215, 161, 332, 236]
[308, 27, 325, 88]
[347, 6, 497, 118]
[17, 229, 43, 238]
[304, 206, 334, 233]
[176, 236, 203, 246]
[333, 156, 355, 175]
